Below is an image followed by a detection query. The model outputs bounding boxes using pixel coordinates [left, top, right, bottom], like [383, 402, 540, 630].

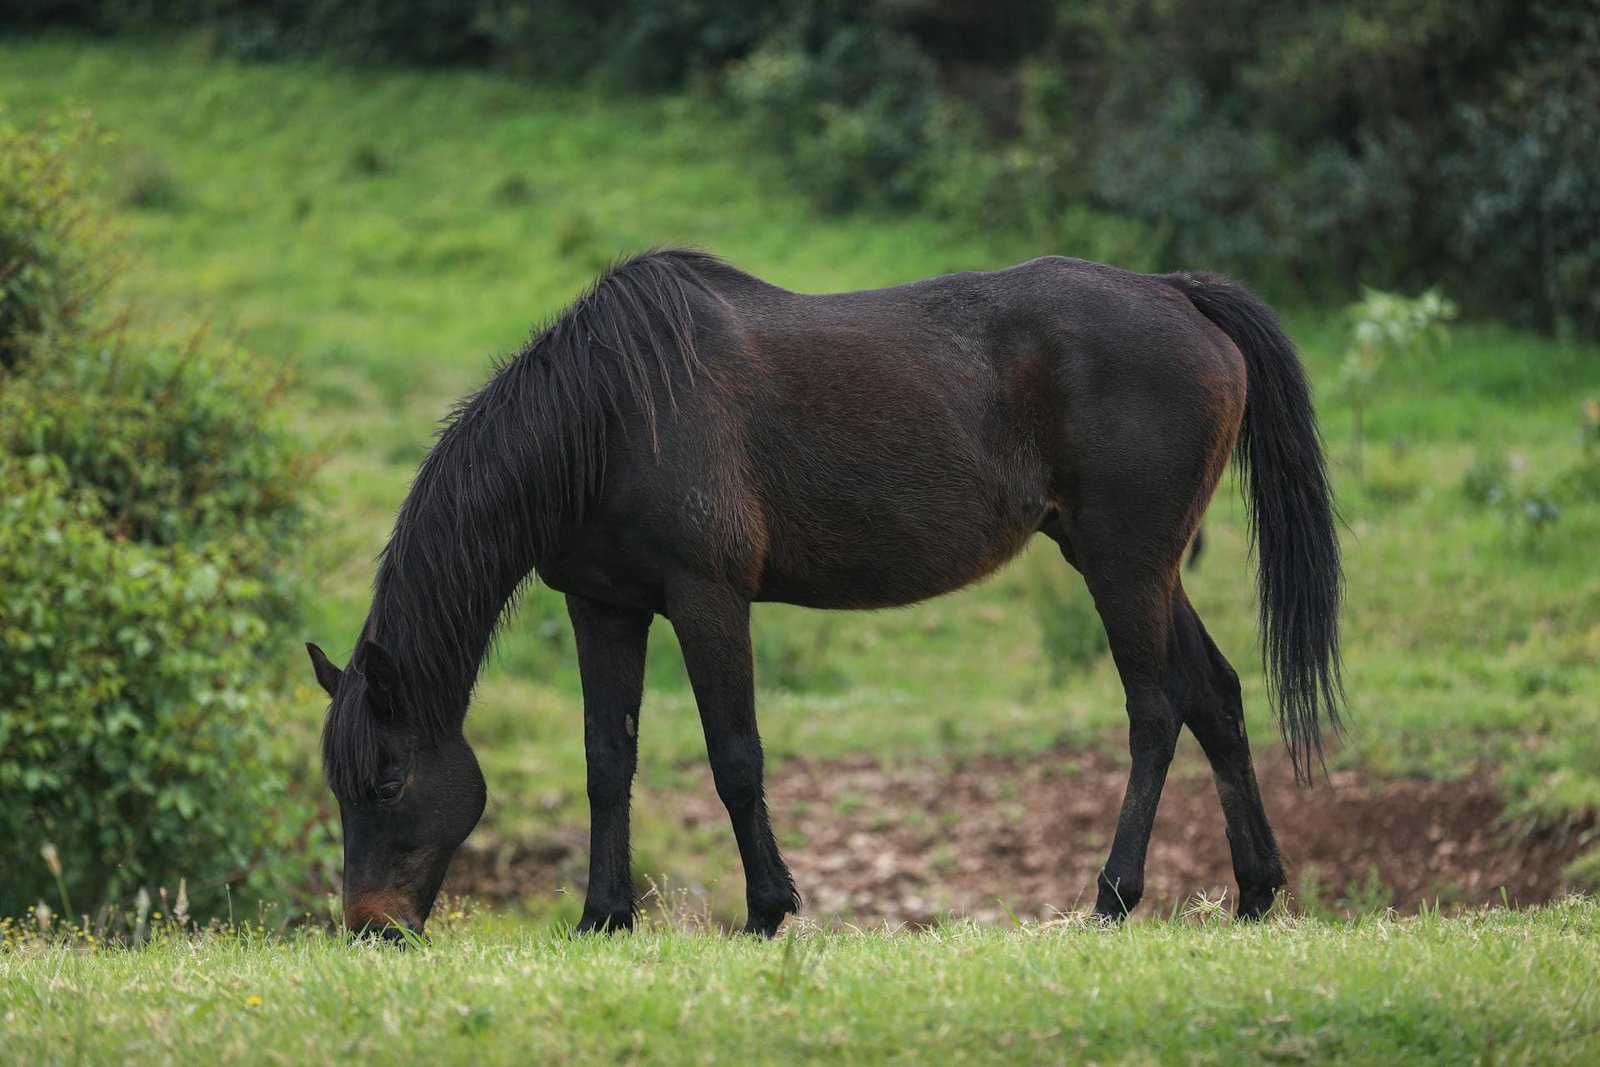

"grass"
[1, 36, 1598, 909]
[5, 900, 1600, 1065]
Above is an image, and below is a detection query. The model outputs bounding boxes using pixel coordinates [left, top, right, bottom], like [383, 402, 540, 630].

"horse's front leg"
[667, 578, 799, 936]
[568, 594, 652, 934]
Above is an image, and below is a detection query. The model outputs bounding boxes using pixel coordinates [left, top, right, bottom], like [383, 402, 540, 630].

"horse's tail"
[1159, 272, 1344, 782]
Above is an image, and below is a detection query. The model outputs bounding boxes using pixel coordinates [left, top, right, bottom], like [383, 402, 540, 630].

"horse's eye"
[376, 780, 404, 805]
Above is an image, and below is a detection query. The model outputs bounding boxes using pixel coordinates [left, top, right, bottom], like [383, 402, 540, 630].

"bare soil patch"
[445, 747, 1592, 926]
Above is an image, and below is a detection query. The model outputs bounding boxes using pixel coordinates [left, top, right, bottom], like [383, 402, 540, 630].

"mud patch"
[445, 747, 1592, 926]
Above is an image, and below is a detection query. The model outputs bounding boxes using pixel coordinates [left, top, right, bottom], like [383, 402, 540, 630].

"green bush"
[0, 458, 312, 918]
[1336, 287, 1457, 475]
[0, 118, 323, 921]
[1445, 18, 1600, 338]
[1033, 578, 1108, 687]
[730, 22, 937, 210]
[4, 337, 310, 553]
[12, 0, 770, 88]
[0, 111, 110, 371]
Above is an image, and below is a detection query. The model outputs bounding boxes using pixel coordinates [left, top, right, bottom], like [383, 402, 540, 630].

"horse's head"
[307, 640, 486, 941]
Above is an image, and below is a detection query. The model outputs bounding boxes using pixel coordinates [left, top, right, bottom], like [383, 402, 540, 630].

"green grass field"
[2, 35, 1598, 1061]
[5, 901, 1599, 1064]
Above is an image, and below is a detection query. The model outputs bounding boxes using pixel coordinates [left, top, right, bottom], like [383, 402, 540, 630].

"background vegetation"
[0, 115, 326, 920]
[13, 0, 1599, 337]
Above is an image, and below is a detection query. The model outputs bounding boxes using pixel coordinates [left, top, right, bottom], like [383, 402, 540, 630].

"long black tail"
[1161, 272, 1344, 782]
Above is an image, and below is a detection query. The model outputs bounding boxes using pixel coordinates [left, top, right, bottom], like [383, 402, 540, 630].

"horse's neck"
[367, 469, 540, 720]
[358, 254, 672, 709]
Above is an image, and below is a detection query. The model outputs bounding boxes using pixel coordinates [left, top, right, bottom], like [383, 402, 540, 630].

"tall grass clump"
[0, 114, 327, 922]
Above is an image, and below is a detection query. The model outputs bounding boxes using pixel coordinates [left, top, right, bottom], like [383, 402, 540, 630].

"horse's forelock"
[320, 678, 383, 797]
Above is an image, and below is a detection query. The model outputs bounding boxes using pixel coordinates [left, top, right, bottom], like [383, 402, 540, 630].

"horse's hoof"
[573, 910, 635, 937]
[1093, 871, 1141, 922]
[741, 913, 786, 938]
[1236, 885, 1281, 921]
[740, 885, 801, 938]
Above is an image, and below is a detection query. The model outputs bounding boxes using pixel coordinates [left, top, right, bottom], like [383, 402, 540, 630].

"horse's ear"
[356, 638, 403, 716]
[305, 642, 343, 698]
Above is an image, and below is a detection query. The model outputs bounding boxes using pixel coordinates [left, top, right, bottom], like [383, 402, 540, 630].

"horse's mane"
[322, 248, 712, 795]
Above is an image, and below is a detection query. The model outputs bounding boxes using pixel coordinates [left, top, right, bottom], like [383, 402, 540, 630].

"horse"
[306, 249, 1342, 940]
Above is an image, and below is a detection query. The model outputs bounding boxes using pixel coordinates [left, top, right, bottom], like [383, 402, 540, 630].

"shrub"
[1461, 450, 1576, 556]
[1444, 26, 1600, 338]
[2, 331, 314, 617]
[0, 458, 312, 918]
[1337, 288, 1457, 476]
[0, 111, 112, 371]
[730, 22, 937, 210]
[0, 117, 323, 921]
[1033, 578, 1107, 687]
[1461, 451, 1511, 507]
[11, 2, 1599, 334]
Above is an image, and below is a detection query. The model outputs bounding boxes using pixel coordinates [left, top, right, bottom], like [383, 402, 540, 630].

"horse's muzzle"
[345, 890, 428, 944]
[351, 915, 426, 945]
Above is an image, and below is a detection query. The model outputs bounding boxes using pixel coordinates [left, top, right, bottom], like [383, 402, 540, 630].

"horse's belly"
[753, 480, 1046, 609]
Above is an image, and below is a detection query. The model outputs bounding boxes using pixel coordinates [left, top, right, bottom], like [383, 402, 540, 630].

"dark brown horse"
[307, 249, 1342, 939]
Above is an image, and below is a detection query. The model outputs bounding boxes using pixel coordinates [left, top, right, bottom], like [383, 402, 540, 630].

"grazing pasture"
[0, 36, 1597, 1061]
[4, 903, 1600, 1065]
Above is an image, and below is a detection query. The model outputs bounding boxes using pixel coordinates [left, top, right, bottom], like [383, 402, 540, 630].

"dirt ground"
[445, 746, 1593, 927]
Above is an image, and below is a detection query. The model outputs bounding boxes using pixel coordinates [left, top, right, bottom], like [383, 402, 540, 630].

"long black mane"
[321, 249, 710, 795]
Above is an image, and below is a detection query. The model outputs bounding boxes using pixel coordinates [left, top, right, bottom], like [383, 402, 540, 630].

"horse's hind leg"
[1047, 516, 1185, 921]
[1170, 591, 1287, 918]
[667, 577, 800, 936]
[569, 595, 652, 933]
